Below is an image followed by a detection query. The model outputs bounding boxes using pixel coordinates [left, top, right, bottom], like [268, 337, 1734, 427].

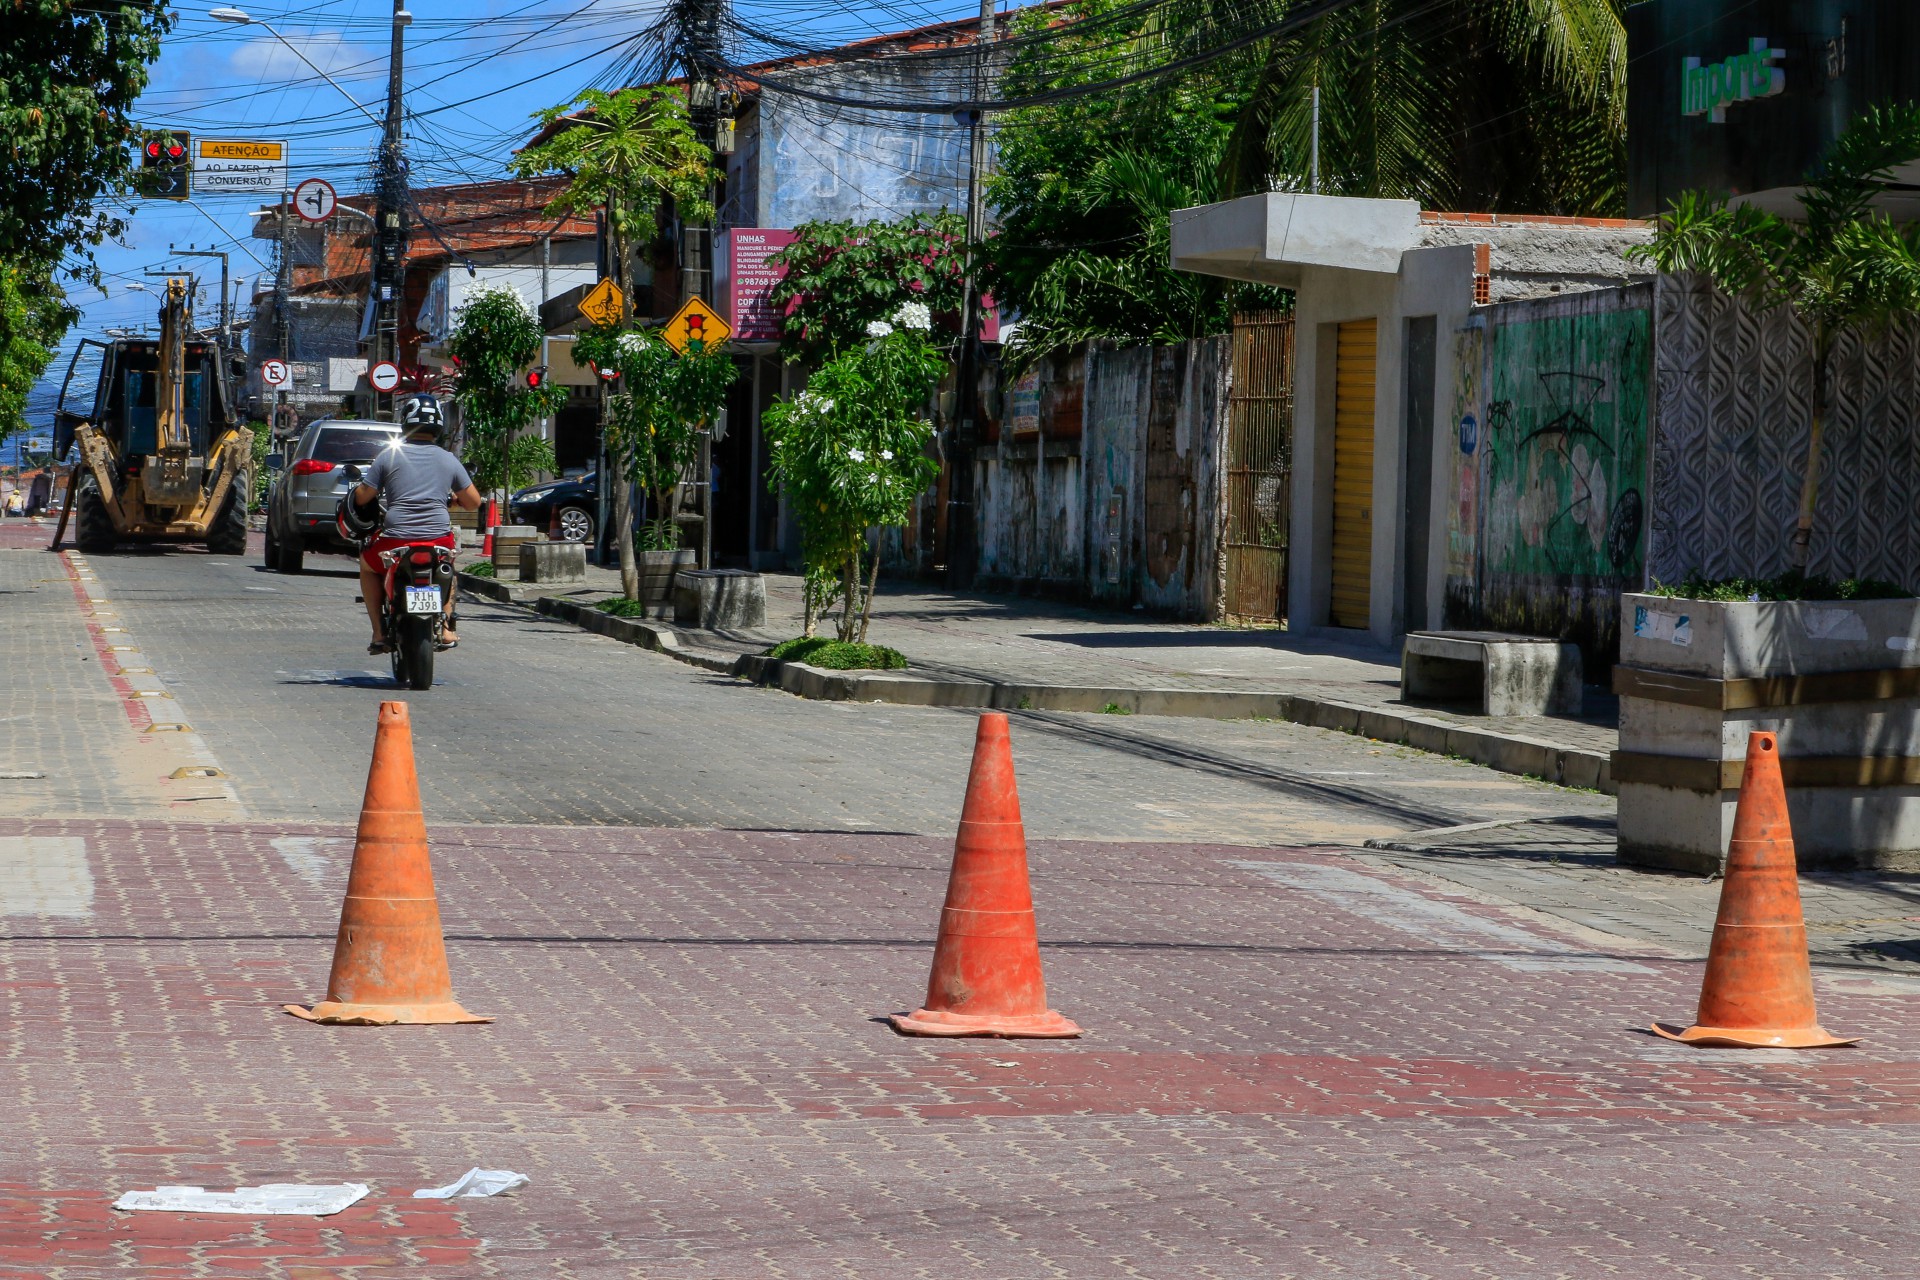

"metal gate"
[1222, 311, 1294, 622]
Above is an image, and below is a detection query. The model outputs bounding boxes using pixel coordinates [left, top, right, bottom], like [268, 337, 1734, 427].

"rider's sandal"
[435, 637, 459, 651]
[368, 640, 392, 655]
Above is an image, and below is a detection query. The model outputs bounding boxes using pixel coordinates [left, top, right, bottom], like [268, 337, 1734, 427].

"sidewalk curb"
[506, 581, 1614, 795]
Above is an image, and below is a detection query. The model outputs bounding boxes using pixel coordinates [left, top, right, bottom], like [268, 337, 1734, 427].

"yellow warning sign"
[577, 279, 625, 327]
[661, 296, 731, 355]
[197, 139, 284, 160]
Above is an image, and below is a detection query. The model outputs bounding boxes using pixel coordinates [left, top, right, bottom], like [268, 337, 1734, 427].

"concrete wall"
[1650, 271, 1920, 591]
[1443, 285, 1654, 671]
[965, 337, 1231, 620]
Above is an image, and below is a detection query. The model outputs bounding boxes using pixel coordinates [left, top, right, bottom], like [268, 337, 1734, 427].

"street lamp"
[208, 7, 394, 128]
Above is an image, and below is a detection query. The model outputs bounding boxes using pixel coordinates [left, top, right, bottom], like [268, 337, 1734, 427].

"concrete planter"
[635, 549, 696, 606]
[1614, 592, 1920, 874]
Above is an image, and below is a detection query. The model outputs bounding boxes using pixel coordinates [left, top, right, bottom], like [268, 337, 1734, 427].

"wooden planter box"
[1614, 591, 1920, 874]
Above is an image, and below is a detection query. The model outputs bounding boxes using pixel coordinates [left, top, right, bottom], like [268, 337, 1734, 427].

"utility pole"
[370, 0, 413, 421]
[683, 0, 727, 569]
[946, 0, 996, 589]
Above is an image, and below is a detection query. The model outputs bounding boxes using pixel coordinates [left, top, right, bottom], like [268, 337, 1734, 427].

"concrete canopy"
[1168, 193, 1422, 287]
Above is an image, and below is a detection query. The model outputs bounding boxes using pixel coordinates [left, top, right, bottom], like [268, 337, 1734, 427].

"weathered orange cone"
[890, 713, 1081, 1038]
[1653, 731, 1854, 1049]
[285, 701, 489, 1026]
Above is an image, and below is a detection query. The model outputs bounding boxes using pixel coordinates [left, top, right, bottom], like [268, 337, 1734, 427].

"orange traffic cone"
[890, 713, 1081, 1038]
[1653, 731, 1854, 1049]
[285, 702, 490, 1026]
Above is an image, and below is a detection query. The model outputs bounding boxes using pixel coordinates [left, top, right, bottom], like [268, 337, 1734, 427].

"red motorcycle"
[337, 472, 456, 690]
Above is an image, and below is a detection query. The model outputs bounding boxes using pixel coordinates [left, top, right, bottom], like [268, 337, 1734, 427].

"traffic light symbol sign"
[661, 296, 731, 355]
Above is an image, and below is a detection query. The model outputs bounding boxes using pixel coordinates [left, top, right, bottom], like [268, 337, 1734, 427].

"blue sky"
[14, 0, 983, 463]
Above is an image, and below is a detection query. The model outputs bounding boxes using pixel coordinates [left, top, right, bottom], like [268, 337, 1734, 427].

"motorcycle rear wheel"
[397, 614, 435, 690]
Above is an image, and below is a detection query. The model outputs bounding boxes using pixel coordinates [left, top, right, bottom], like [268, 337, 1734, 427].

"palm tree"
[1221, 0, 1627, 215]
[1631, 104, 1920, 575]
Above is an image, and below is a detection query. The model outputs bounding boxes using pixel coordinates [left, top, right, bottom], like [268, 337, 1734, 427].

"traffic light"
[525, 366, 548, 390]
[137, 130, 191, 201]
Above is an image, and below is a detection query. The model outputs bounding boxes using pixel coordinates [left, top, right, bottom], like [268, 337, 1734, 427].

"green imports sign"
[1682, 38, 1784, 123]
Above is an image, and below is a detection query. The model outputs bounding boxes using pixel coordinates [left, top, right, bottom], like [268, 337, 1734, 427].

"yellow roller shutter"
[1330, 320, 1376, 630]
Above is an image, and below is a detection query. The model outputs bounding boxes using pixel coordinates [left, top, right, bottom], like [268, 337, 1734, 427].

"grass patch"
[1101, 702, 1133, 715]
[1649, 571, 1911, 602]
[765, 636, 908, 670]
[463, 559, 496, 578]
[593, 596, 651, 617]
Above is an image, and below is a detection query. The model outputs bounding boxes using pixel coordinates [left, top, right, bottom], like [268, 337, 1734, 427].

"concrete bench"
[519, 539, 587, 584]
[673, 569, 766, 630]
[1402, 630, 1582, 718]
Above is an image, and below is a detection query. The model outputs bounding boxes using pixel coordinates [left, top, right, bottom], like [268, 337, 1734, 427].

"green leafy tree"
[1631, 104, 1920, 575]
[1, 265, 72, 444]
[763, 303, 945, 642]
[572, 324, 735, 596]
[768, 213, 970, 362]
[513, 86, 715, 314]
[988, 0, 1280, 367]
[448, 285, 564, 499]
[516, 85, 719, 593]
[2, 0, 170, 268]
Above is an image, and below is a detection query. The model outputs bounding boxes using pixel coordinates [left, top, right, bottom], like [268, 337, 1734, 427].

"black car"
[508, 472, 597, 543]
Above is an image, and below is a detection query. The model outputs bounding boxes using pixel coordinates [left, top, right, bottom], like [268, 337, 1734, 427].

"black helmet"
[335, 490, 382, 543]
[397, 394, 444, 440]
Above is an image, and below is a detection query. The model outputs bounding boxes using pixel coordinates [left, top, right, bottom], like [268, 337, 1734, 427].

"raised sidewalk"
[462, 561, 1620, 793]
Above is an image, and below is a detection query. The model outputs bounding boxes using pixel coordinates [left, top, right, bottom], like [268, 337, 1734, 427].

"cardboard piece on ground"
[112, 1183, 371, 1215]
[413, 1167, 530, 1199]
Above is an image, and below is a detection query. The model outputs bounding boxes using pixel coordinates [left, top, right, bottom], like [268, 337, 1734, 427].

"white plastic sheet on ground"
[413, 1168, 530, 1199]
[112, 1183, 370, 1215]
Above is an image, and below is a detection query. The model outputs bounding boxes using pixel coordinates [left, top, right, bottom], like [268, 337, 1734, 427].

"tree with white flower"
[763, 302, 944, 644]
[448, 283, 564, 499]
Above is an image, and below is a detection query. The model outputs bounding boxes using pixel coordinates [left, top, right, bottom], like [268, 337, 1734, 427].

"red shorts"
[361, 531, 456, 571]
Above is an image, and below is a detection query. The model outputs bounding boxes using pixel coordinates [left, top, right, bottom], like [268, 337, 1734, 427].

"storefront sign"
[726, 229, 797, 342]
[1682, 38, 1784, 123]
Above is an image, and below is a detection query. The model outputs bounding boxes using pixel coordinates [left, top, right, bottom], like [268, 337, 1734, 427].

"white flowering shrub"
[762, 322, 944, 641]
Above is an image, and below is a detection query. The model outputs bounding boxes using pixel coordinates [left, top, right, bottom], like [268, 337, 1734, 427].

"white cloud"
[228, 31, 373, 84]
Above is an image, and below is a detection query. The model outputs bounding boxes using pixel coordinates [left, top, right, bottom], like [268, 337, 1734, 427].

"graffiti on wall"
[1446, 289, 1653, 667]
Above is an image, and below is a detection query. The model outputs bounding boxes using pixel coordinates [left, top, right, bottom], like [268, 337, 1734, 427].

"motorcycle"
[338, 465, 457, 691]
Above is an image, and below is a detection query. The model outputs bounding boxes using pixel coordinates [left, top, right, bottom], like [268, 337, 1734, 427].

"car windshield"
[310, 428, 398, 464]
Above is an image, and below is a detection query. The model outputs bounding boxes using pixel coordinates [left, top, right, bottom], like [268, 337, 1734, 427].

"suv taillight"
[291, 459, 332, 475]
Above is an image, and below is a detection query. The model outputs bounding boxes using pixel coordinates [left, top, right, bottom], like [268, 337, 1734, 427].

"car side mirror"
[342, 464, 363, 484]
[265, 453, 285, 470]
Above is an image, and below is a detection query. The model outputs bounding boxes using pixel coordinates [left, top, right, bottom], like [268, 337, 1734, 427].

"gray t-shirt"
[366, 441, 471, 540]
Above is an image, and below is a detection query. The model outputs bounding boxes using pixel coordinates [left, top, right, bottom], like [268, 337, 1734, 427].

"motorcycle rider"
[351, 395, 482, 654]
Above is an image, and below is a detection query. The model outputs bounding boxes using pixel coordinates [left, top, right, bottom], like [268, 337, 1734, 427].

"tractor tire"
[74, 480, 115, 554]
[205, 481, 248, 555]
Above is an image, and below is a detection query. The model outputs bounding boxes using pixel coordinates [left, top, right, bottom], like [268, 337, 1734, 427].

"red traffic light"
[166, 140, 186, 160]
[145, 140, 162, 160]
[525, 366, 547, 390]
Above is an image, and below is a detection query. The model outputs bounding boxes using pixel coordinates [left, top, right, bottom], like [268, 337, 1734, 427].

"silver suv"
[263, 419, 402, 573]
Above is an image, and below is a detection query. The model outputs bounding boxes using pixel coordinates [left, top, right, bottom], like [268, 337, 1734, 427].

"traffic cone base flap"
[892, 713, 1081, 1039]
[1655, 731, 1854, 1050]
[286, 701, 490, 1027]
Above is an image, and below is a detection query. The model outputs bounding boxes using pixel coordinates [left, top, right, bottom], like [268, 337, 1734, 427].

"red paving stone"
[4, 817, 1920, 1276]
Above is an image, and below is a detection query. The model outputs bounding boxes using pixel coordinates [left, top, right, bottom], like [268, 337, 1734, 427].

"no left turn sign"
[369, 361, 401, 392]
[293, 177, 337, 224]
[260, 359, 289, 387]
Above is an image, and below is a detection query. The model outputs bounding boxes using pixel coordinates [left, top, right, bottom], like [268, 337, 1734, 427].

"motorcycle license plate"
[405, 586, 441, 615]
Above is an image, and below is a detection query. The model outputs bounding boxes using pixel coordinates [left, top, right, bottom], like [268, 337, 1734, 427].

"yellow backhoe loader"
[51, 277, 251, 554]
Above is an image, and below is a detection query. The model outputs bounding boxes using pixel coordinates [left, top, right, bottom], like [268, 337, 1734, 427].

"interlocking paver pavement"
[4, 817, 1920, 1277]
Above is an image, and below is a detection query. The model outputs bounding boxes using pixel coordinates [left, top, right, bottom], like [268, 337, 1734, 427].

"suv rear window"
[310, 428, 398, 464]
